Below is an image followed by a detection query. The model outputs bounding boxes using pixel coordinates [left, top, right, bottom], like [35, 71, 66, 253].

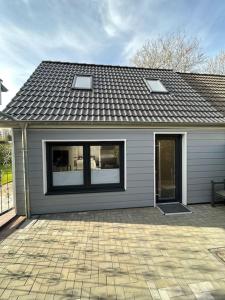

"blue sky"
[1, 0, 225, 106]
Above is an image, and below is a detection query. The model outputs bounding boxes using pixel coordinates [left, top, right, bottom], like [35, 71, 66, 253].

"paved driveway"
[0, 205, 225, 299]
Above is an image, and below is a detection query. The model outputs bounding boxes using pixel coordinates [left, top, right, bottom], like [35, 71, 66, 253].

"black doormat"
[157, 202, 192, 215]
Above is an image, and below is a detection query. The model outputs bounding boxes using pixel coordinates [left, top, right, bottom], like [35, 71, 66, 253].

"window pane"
[146, 79, 167, 93]
[157, 139, 176, 199]
[74, 76, 92, 89]
[52, 145, 83, 186]
[90, 145, 120, 184]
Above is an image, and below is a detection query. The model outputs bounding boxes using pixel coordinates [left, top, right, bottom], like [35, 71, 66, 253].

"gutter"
[0, 111, 17, 121]
[11, 120, 225, 129]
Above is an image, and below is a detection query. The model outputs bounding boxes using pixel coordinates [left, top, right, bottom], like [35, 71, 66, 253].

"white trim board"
[42, 139, 127, 194]
[153, 132, 187, 207]
[28, 127, 225, 131]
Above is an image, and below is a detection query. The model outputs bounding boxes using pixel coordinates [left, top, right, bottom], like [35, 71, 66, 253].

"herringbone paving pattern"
[0, 205, 225, 299]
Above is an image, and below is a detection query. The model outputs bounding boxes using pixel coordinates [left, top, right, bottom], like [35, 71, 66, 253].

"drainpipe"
[22, 123, 30, 218]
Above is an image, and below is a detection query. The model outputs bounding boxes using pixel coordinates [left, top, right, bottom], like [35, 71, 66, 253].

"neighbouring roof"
[0, 80, 8, 92]
[2, 61, 225, 124]
[179, 72, 225, 115]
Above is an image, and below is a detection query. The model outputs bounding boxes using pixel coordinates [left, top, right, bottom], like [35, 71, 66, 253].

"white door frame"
[153, 132, 187, 207]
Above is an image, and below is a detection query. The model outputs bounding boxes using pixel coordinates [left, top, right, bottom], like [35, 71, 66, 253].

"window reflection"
[90, 145, 120, 184]
[157, 140, 175, 199]
[52, 146, 83, 186]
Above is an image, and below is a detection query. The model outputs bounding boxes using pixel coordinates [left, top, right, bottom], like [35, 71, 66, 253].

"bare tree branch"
[202, 50, 225, 75]
[130, 32, 206, 72]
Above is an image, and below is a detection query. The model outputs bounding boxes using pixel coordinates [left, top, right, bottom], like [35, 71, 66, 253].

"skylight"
[145, 79, 168, 93]
[73, 75, 92, 89]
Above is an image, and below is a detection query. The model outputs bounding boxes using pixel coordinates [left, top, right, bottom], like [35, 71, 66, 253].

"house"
[0, 128, 11, 141]
[1, 60, 225, 217]
[0, 78, 8, 105]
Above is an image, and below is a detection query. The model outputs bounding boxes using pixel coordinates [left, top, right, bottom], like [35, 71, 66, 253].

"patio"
[0, 204, 225, 299]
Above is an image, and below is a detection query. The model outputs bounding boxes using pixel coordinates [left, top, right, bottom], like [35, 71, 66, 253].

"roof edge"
[178, 71, 225, 78]
[2, 119, 225, 128]
[42, 60, 174, 72]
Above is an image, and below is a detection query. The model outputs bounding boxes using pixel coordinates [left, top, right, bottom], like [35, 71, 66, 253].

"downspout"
[22, 123, 30, 218]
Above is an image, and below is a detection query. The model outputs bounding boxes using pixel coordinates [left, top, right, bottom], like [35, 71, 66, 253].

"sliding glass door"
[155, 135, 182, 203]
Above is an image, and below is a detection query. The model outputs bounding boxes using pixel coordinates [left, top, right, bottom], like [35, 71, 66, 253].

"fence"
[0, 141, 14, 215]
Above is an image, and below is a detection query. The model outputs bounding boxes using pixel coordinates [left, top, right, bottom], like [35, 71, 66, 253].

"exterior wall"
[13, 128, 225, 215]
[28, 129, 154, 214]
[187, 130, 225, 203]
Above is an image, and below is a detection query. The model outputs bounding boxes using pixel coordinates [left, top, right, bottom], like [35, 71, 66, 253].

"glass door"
[155, 135, 182, 203]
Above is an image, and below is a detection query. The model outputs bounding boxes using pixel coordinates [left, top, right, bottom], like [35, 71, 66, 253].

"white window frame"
[153, 132, 187, 207]
[42, 139, 127, 194]
[145, 79, 168, 93]
[72, 75, 93, 90]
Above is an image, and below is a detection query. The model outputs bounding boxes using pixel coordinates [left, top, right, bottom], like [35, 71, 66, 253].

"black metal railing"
[0, 140, 14, 215]
[0, 170, 13, 215]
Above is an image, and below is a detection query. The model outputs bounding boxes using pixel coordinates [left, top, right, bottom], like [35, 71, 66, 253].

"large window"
[46, 141, 124, 194]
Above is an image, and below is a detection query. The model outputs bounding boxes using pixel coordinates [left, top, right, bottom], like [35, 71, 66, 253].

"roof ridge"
[178, 71, 225, 78]
[42, 60, 174, 72]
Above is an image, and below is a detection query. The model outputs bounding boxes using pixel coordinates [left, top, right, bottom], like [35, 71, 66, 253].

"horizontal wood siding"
[27, 129, 154, 214]
[187, 131, 225, 204]
[13, 128, 225, 214]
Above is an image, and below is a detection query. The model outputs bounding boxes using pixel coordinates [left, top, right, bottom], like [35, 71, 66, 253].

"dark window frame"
[46, 141, 125, 195]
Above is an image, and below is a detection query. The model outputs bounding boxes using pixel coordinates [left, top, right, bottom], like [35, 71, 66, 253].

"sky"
[1, 0, 225, 107]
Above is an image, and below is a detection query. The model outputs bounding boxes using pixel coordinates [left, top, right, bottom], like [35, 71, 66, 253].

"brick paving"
[0, 204, 225, 299]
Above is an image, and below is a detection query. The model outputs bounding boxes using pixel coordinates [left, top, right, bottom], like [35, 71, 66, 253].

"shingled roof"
[179, 72, 225, 116]
[2, 60, 225, 124]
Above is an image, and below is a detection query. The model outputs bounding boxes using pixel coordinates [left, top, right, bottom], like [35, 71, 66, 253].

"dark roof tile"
[3, 60, 225, 123]
[179, 72, 225, 117]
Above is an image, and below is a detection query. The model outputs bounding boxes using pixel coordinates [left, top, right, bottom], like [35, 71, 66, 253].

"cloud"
[0, 19, 99, 62]
[0, 66, 29, 109]
[0, 21, 36, 107]
[122, 34, 148, 64]
[120, 0, 225, 64]
[98, 0, 134, 37]
[0, 2, 103, 107]
[1, 0, 225, 109]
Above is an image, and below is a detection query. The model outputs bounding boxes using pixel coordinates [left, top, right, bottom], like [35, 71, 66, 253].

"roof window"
[145, 79, 168, 93]
[72, 75, 92, 89]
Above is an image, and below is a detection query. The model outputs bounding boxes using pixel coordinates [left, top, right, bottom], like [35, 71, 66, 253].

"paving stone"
[0, 205, 225, 299]
[195, 291, 215, 299]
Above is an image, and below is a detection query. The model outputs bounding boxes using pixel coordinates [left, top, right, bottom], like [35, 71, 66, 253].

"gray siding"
[27, 129, 154, 214]
[13, 128, 225, 215]
[187, 131, 225, 203]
